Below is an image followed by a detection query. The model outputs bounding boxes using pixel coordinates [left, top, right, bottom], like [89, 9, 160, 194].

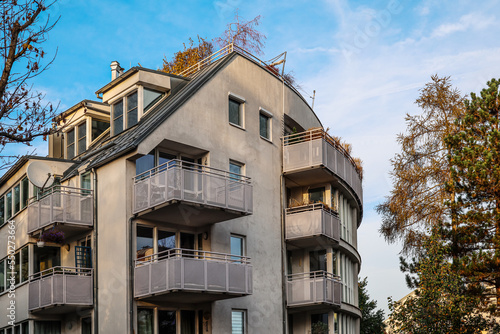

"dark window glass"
[91, 119, 109, 141]
[81, 317, 92, 334]
[0, 196, 4, 226]
[21, 322, 28, 334]
[308, 187, 325, 204]
[158, 310, 176, 334]
[180, 232, 195, 250]
[78, 122, 87, 155]
[14, 326, 19, 334]
[34, 246, 61, 273]
[229, 99, 241, 125]
[67, 128, 75, 159]
[14, 252, 20, 284]
[113, 100, 123, 135]
[13, 184, 20, 214]
[158, 152, 176, 170]
[127, 92, 138, 128]
[260, 113, 269, 139]
[311, 313, 329, 333]
[158, 230, 175, 253]
[34, 321, 61, 334]
[21, 177, 29, 209]
[21, 246, 28, 282]
[309, 250, 327, 272]
[136, 151, 155, 178]
[332, 251, 337, 275]
[0, 260, 4, 293]
[144, 88, 163, 112]
[181, 310, 196, 334]
[136, 226, 154, 260]
[137, 308, 153, 334]
[5, 191, 11, 220]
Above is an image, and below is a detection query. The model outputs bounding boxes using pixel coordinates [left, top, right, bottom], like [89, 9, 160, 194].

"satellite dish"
[27, 161, 54, 189]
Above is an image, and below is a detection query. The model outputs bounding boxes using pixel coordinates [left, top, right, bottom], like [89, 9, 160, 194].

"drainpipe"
[92, 168, 99, 334]
[129, 215, 136, 334]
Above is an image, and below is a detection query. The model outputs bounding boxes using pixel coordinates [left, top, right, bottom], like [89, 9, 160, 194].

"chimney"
[110, 61, 124, 80]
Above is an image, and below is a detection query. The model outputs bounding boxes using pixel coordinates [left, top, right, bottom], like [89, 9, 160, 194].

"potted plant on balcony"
[39, 229, 65, 246]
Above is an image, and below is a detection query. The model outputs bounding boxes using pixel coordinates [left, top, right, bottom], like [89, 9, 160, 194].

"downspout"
[92, 168, 99, 334]
[130, 215, 136, 334]
[280, 62, 288, 334]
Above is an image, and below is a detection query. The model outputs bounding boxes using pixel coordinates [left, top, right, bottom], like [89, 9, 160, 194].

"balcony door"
[34, 246, 60, 274]
[309, 250, 326, 273]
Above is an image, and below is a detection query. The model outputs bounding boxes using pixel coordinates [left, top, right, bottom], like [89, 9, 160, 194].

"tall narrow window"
[136, 226, 154, 260]
[78, 122, 87, 155]
[112, 100, 124, 135]
[81, 172, 92, 192]
[13, 184, 20, 215]
[158, 310, 175, 334]
[259, 112, 271, 140]
[0, 260, 5, 293]
[0, 196, 4, 226]
[21, 177, 29, 209]
[6, 191, 12, 220]
[229, 161, 243, 181]
[21, 246, 28, 283]
[81, 317, 92, 334]
[137, 308, 153, 334]
[231, 235, 245, 262]
[231, 310, 246, 334]
[127, 91, 138, 128]
[67, 128, 75, 159]
[229, 98, 242, 126]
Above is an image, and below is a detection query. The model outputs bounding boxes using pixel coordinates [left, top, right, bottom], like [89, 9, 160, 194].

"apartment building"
[0, 45, 363, 333]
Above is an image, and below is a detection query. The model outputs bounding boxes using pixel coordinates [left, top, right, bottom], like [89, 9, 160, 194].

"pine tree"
[359, 277, 385, 334]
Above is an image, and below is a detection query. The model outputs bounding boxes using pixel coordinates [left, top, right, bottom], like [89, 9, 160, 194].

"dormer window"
[126, 92, 138, 128]
[78, 122, 86, 154]
[65, 117, 110, 159]
[144, 88, 163, 113]
[67, 128, 75, 159]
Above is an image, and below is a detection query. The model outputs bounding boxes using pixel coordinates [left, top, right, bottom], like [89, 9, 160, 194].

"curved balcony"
[282, 129, 363, 209]
[27, 186, 93, 239]
[133, 160, 253, 226]
[134, 248, 252, 304]
[285, 204, 340, 249]
[287, 271, 341, 311]
[28, 267, 93, 314]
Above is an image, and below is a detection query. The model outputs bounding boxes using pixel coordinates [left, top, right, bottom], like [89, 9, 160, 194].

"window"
[112, 99, 124, 135]
[21, 177, 29, 209]
[309, 250, 327, 272]
[34, 321, 61, 334]
[91, 119, 109, 141]
[158, 310, 176, 334]
[229, 161, 243, 180]
[158, 230, 175, 252]
[78, 122, 87, 154]
[5, 191, 11, 220]
[13, 184, 20, 215]
[81, 172, 92, 193]
[308, 187, 325, 204]
[127, 91, 138, 128]
[34, 246, 60, 273]
[232, 310, 246, 334]
[4, 245, 30, 285]
[144, 88, 164, 113]
[0, 260, 4, 293]
[81, 317, 92, 334]
[136, 226, 154, 260]
[0, 196, 4, 226]
[21, 246, 28, 282]
[231, 235, 245, 257]
[136, 151, 155, 179]
[137, 308, 153, 334]
[259, 108, 272, 140]
[229, 98, 242, 126]
[311, 313, 329, 333]
[67, 128, 75, 159]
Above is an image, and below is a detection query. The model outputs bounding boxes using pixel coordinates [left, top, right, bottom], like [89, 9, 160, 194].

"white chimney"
[110, 61, 124, 80]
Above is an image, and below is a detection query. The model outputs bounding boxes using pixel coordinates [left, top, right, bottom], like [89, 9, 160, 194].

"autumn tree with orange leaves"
[0, 0, 59, 168]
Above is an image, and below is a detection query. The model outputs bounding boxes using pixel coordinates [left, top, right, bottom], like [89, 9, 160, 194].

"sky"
[4, 0, 500, 316]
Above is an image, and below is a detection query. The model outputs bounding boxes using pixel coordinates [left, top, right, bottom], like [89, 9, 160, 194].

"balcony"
[27, 186, 93, 238]
[287, 271, 341, 310]
[285, 204, 340, 249]
[133, 160, 253, 226]
[134, 248, 252, 303]
[283, 129, 363, 207]
[28, 267, 93, 314]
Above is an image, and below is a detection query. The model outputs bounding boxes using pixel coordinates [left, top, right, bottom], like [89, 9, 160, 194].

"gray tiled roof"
[62, 52, 238, 180]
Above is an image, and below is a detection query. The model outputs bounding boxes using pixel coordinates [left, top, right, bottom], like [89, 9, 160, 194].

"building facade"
[0, 46, 363, 333]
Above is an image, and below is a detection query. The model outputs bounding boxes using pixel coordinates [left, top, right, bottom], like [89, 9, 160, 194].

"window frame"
[66, 127, 75, 159]
[229, 160, 245, 181]
[228, 92, 245, 129]
[259, 107, 273, 141]
[111, 90, 140, 136]
[231, 309, 247, 334]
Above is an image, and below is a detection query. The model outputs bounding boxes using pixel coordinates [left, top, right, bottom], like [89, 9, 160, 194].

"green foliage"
[359, 277, 385, 334]
[311, 322, 328, 334]
[445, 78, 500, 313]
[388, 228, 496, 334]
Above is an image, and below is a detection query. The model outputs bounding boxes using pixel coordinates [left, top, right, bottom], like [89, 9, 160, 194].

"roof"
[53, 100, 109, 122]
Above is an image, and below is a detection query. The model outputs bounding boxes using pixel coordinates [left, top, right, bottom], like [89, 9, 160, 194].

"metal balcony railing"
[27, 186, 94, 234]
[287, 271, 342, 307]
[134, 248, 252, 298]
[282, 129, 363, 205]
[285, 204, 340, 242]
[133, 159, 253, 215]
[28, 266, 93, 312]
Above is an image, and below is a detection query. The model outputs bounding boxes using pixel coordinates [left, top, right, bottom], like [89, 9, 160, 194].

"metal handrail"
[29, 266, 93, 281]
[282, 128, 362, 178]
[287, 270, 341, 281]
[28, 185, 94, 205]
[285, 203, 338, 216]
[133, 159, 251, 184]
[135, 248, 251, 266]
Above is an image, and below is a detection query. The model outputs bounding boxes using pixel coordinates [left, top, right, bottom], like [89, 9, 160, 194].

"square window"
[232, 310, 246, 334]
[229, 98, 242, 126]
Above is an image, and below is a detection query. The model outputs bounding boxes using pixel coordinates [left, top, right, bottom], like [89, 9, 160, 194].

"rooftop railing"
[28, 266, 93, 312]
[287, 270, 342, 307]
[133, 159, 253, 215]
[27, 186, 94, 234]
[134, 248, 252, 298]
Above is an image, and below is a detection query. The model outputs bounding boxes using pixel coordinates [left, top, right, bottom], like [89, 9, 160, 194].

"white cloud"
[431, 13, 495, 38]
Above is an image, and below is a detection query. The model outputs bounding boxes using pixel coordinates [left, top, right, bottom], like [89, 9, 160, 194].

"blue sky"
[5, 0, 500, 316]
